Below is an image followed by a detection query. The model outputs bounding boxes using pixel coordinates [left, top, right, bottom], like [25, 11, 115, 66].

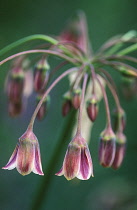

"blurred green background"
[0, 0, 137, 210]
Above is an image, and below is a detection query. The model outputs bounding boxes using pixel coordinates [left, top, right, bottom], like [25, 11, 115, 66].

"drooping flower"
[6, 67, 25, 103]
[112, 131, 126, 170]
[8, 101, 22, 117]
[99, 127, 116, 167]
[2, 129, 44, 176]
[56, 134, 93, 180]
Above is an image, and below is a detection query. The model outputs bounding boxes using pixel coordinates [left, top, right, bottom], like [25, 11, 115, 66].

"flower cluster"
[1, 12, 137, 180]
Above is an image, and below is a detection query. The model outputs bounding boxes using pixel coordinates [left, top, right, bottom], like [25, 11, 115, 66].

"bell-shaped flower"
[2, 129, 44, 176]
[56, 134, 93, 180]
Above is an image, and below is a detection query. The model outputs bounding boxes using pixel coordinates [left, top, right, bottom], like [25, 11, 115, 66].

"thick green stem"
[31, 110, 76, 210]
[0, 34, 58, 56]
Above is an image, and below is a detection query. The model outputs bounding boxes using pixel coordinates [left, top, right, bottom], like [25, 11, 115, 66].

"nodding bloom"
[2, 129, 44, 176]
[2, 12, 137, 180]
[99, 127, 116, 168]
[6, 67, 25, 104]
[56, 134, 93, 180]
[112, 131, 126, 170]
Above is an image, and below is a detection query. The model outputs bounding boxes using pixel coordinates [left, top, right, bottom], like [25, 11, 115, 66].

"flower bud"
[56, 134, 93, 180]
[60, 22, 82, 50]
[86, 95, 98, 122]
[113, 108, 126, 132]
[59, 12, 88, 53]
[99, 127, 116, 167]
[36, 95, 50, 120]
[62, 92, 72, 116]
[3, 129, 44, 176]
[112, 131, 126, 170]
[118, 66, 137, 78]
[121, 77, 137, 99]
[34, 59, 50, 93]
[8, 101, 22, 117]
[6, 67, 25, 103]
[72, 88, 81, 109]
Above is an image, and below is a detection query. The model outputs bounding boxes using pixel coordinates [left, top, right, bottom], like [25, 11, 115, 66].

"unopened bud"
[36, 95, 50, 120]
[62, 92, 72, 116]
[99, 127, 116, 167]
[86, 95, 98, 122]
[118, 66, 137, 78]
[59, 13, 88, 53]
[7, 67, 25, 103]
[34, 59, 50, 93]
[8, 101, 22, 117]
[112, 131, 126, 170]
[72, 88, 81, 109]
[121, 77, 137, 99]
[113, 108, 126, 132]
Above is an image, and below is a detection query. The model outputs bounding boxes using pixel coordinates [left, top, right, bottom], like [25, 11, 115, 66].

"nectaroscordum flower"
[99, 127, 116, 168]
[2, 129, 44, 176]
[56, 134, 93, 180]
[112, 131, 126, 170]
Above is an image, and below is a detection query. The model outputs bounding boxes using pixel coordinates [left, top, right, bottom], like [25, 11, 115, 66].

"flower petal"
[2, 144, 19, 170]
[99, 138, 116, 167]
[16, 141, 35, 176]
[33, 143, 44, 176]
[55, 167, 64, 176]
[77, 147, 93, 180]
[63, 144, 81, 180]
